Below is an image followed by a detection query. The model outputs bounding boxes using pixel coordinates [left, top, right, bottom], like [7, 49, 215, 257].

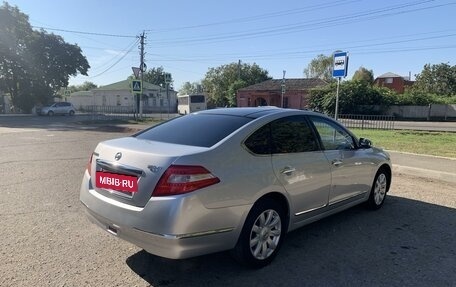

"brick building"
[373, 72, 414, 94]
[237, 78, 326, 109]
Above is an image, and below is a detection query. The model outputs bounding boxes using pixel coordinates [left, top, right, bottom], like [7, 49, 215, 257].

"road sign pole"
[139, 32, 146, 120]
[281, 70, 286, 108]
[332, 51, 348, 120]
[335, 77, 340, 120]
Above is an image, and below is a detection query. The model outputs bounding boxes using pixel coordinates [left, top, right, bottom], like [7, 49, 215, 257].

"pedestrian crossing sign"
[131, 80, 142, 93]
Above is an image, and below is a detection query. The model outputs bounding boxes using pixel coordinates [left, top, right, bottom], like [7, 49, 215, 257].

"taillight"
[153, 165, 220, 196]
[86, 154, 93, 176]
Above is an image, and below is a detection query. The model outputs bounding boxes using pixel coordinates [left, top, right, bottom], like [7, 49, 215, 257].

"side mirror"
[359, 138, 372, 148]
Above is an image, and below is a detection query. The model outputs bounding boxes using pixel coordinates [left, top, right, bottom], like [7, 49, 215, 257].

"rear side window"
[271, 116, 318, 153]
[135, 114, 252, 147]
[244, 115, 319, 155]
[244, 125, 271, 155]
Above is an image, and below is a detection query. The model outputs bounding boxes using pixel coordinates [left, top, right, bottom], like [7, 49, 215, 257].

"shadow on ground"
[126, 196, 455, 287]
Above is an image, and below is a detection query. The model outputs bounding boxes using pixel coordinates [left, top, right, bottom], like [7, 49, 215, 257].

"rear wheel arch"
[231, 192, 290, 267]
[255, 192, 290, 227]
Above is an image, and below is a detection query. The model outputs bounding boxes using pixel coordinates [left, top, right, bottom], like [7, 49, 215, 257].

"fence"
[78, 105, 178, 121]
[337, 114, 395, 130]
[386, 104, 456, 120]
[79, 105, 136, 120]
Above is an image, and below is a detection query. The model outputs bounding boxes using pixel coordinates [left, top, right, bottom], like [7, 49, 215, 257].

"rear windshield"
[135, 114, 252, 147]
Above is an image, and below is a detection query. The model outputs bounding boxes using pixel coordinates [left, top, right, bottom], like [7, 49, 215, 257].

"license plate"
[95, 171, 138, 193]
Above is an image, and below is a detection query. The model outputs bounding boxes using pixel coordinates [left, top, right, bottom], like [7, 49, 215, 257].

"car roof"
[196, 107, 287, 118]
[195, 107, 326, 119]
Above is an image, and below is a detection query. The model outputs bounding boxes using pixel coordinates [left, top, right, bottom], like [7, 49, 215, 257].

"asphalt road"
[0, 123, 455, 287]
[1, 114, 455, 132]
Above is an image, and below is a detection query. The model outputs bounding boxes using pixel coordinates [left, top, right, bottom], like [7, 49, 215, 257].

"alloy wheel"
[249, 209, 282, 260]
[374, 173, 387, 205]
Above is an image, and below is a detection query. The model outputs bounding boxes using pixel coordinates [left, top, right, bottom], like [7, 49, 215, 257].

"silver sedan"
[80, 107, 391, 267]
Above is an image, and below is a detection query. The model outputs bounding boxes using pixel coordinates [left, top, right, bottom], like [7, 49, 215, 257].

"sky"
[5, 0, 456, 90]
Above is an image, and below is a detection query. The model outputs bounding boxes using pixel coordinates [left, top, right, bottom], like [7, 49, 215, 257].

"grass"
[351, 128, 456, 158]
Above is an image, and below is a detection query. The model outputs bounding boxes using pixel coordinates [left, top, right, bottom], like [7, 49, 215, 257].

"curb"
[393, 164, 456, 184]
[387, 150, 456, 161]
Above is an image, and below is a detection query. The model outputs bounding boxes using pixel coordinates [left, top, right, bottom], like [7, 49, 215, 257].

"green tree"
[202, 62, 270, 107]
[179, 81, 202, 95]
[309, 81, 395, 115]
[413, 63, 456, 96]
[63, 81, 97, 97]
[227, 79, 247, 107]
[142, 66, 173, 88]
[303, 54, 334, 82]
[75, 81, 97, 91]
[352, 66, 374, 85]
[0, 2, 89, 112]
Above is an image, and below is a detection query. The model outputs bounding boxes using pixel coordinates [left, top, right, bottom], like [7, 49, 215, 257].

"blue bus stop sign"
[332, 51, 349, 78]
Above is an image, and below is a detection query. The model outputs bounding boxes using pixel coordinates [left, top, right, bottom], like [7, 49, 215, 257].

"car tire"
[69, 110, 75, 116]
[47, 111, 54, 116]
[366, 168, 390, 210]
[231, 198, 287, 268]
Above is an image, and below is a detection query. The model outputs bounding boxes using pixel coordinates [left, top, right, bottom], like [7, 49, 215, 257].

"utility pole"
[165, 73, 171, 118]
[281, 70, 286, 108]
[139, 31, 146, 119]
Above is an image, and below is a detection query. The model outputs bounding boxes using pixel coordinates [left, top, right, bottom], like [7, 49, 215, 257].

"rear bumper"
[79, 172, 247, 259]
[82, 203, 239, 259]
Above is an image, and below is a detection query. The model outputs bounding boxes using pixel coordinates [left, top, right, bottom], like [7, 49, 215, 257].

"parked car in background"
[40, 102, 76, 116]
[80, 107, 392, 267]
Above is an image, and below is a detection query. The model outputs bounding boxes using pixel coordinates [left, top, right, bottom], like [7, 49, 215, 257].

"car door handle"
[281, 167, 296, 175]
[332, 159, 343, 167]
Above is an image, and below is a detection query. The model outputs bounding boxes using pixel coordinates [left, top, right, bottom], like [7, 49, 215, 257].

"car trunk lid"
[89, 137, 208, 207]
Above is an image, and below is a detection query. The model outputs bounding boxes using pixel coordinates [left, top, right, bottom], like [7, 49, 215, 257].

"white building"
[69, 79, 177, 113]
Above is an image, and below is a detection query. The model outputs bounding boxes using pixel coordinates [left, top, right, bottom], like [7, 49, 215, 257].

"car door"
[54, 103, 64, 114]
[308, 115, 374, 205]
[268, 116, 332, 217]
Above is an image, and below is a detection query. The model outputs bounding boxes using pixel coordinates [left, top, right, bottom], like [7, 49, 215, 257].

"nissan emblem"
[115, 152, 122, 161]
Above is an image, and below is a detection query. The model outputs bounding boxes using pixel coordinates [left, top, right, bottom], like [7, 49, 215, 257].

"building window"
[116, 95, 121, 106]
[385, 78, 393, 84]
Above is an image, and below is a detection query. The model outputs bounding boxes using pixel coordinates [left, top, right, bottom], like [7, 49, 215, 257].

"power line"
[88, 38, 141, 73]
[146, 0, 361, 32]
[32, 26, 137, 38]
[87, 38, 140, 78]
[147, 0, 446, 46]
[145, 32, 456, 63]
